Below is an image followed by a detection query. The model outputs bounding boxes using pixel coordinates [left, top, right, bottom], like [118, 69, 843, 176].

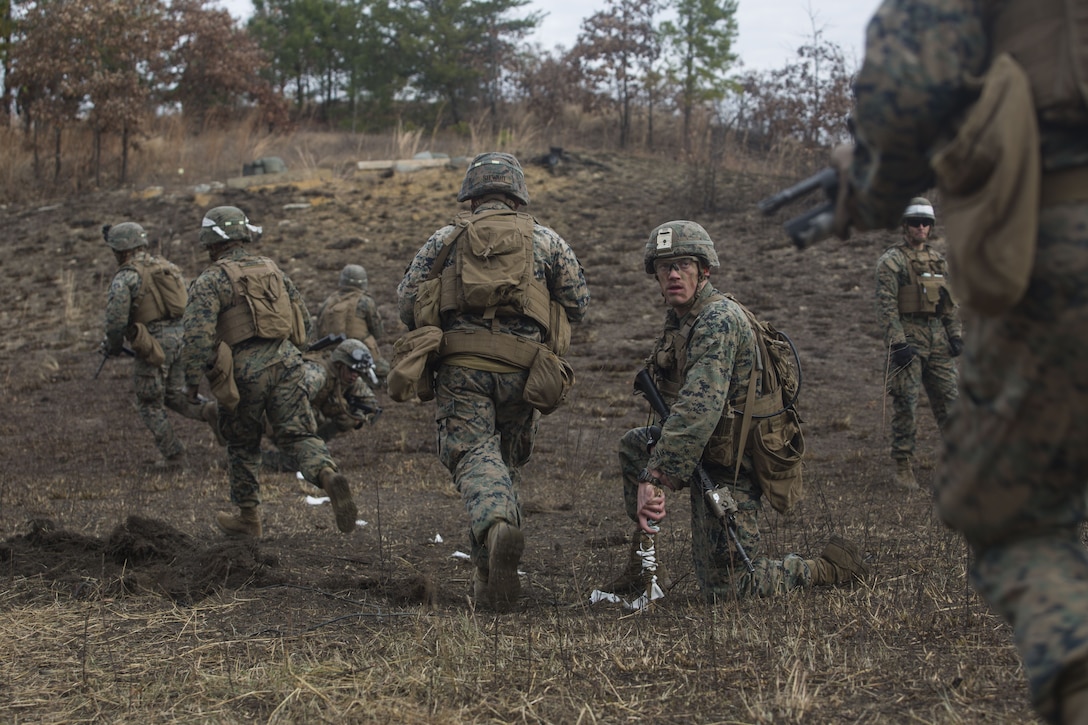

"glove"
[948, 336, 964, 358]
[99, 338, 121, 357]
[890, 342, 917, 369]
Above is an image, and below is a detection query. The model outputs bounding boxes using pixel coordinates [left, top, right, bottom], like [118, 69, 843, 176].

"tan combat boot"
[606, 527, 672, 595]
[807, 536, 869, 586]
[894, 458, 919, 491]
[202, 401, 228, 446]
[483, 521, 524, 611]
[216, 507, 261, 538]
[318, 468, 357, 533]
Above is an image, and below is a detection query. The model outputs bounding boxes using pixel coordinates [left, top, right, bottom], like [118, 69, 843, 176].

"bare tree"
[571, 0, 659, 148]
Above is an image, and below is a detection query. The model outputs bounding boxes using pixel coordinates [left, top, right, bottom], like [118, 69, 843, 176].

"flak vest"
[422, 208, 570, 368]
[895, 246, 953, 316]
[317, 289, 372, 342]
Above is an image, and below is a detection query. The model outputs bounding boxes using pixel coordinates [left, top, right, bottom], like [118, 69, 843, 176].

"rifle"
[345, 394, 383, 424]
[633, 368, 756, 574]
[757, 167, 838, 250]
[306, 333, 346, 353]
[94, 346, 136, 379]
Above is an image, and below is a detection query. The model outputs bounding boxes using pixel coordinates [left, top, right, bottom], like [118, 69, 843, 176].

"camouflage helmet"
[330, 338, 375, 374]
[457, 152, 529, 206]
[339, 264, 368, 291]
[643, 220, 720, 274]
[199, 206, 262, 248]
[901, 197, 936, 224]
[103, 222, 148, 251]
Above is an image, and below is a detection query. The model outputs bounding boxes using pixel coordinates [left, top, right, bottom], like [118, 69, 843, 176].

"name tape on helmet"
[655, 227, 674, 251]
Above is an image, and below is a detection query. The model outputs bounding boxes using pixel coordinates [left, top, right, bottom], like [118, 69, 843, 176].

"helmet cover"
[643, 220, 720, 274]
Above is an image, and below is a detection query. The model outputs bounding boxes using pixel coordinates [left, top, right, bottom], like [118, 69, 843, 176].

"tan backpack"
[216, 257, 307, 347]
[128, 257, 187, 324]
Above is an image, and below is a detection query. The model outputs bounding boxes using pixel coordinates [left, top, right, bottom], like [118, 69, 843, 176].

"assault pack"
[663, 292, 805, 514]
[413, 208, 570, 356]
[215, 256, 307, 347]
[126, 256, 187, 324]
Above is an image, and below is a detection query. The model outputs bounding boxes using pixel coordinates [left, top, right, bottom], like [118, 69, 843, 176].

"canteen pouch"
[206, 340, 240, 413]
[388, 326, 443, 402]
[127, 322, 165, 367]
[523, 347, 575, 415]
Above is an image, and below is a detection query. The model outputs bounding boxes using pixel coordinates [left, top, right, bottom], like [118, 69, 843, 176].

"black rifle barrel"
[757, 168, 838, 216]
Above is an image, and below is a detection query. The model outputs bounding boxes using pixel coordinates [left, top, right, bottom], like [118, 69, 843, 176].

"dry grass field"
[0, 136, 1042, 723]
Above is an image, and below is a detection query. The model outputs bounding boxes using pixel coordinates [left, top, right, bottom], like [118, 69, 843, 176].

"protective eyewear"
[654, 257, 698, 275]
[905, 219, 932, 228]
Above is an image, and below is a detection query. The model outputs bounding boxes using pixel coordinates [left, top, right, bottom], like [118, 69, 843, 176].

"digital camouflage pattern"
[850, 0, 1088, 718]
[397, 197, 589, 570]
[456, 152, 529, 206]
[314, 286, 389, 377]
[338, 264, 368, 291]
[104, 250, 205, 459]
[622, 282, 813, 597]
[875, 241, 961, 460]
[619, 427, 813, 598]
[642, 219, 721, 273]
[262, 354, 378, 472]
[104, 222, 148, 252]
[182, 246, 338, 506]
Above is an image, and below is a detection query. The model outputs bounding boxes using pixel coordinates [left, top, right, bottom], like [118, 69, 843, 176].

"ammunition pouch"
[127, 322, 165, 367]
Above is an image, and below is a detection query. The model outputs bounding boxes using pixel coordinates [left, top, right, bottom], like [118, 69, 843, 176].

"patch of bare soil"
[0, 149, 1039, 722]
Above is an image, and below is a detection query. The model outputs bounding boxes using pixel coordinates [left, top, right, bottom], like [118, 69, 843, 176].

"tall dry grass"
[0, 106, 820, 206]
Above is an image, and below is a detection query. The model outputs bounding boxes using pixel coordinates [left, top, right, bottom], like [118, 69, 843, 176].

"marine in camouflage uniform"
[262, 339, 381, 472]
[838, 0, 1088, 719]
[181, 206, 358, 538]
[397, 152, 589, 610]
[314, 264, 390, 381]
[874, 198, 963, 489]
[101, 222, 217, 465]
[611, 221, 868, 602]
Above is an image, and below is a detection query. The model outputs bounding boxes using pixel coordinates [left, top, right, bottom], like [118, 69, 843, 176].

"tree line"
[0, 0, 854, 184]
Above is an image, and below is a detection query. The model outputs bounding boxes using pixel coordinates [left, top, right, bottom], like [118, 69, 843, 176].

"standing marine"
[874, 197, 963, 490]
[181, 205, 358, 538]
[101, 221, 219, 466]
[832, 0, 1088, 719]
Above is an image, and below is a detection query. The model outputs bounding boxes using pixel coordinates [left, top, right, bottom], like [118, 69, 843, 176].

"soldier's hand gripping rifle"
[757, 167, 838, 250]
[633, 368, 756, 574]
[345, 394, 383, 424]
[93, 345, 136, 379]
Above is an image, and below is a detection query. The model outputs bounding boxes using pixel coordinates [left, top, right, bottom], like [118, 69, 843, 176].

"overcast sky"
[216, 0, 882, 72]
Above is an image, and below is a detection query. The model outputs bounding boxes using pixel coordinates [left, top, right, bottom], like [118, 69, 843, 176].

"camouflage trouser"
[619, 427, 811, 599]
[221, 355, 337, 508]
[886, 316, 958, 460]
[435, 364, 537, 571]
[133, 322, 205, 458]
[262, 413, 353, 472]
[935, 204, 1088, 723]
